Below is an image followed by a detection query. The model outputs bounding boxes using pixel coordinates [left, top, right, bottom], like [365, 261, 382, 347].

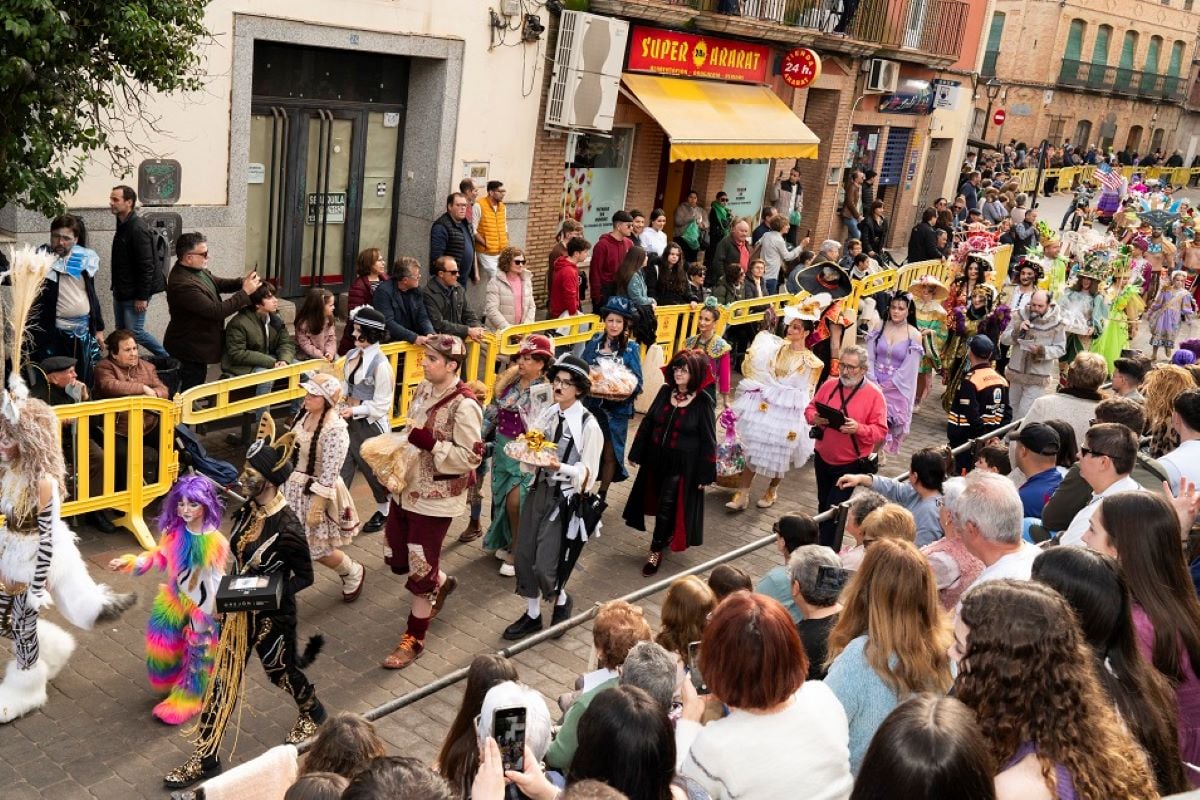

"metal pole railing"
[330, 415, 1027, 742]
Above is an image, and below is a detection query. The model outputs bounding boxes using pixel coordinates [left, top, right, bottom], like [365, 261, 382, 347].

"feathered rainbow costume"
[114, 524, 228, 724]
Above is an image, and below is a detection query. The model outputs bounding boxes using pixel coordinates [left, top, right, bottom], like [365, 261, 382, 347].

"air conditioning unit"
[545, 10, 629, 132]
[864, 58, 900, 93]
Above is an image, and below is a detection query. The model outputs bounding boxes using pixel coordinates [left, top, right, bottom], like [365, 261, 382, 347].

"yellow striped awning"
[621, 72, 820, 162]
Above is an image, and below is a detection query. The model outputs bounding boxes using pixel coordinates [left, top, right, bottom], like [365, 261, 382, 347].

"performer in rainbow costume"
[109, 476, 228, 725]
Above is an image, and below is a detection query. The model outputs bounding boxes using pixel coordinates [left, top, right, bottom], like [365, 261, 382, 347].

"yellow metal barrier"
[72, 247, 1041, 545]
[55, 396, 179, 550]
[491, 315, 602, 355]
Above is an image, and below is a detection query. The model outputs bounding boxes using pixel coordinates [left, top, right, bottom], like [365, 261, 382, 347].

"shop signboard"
[627, 25, 770, 83]
[877, 87, 934, 115]
[781, 48, 821, 89]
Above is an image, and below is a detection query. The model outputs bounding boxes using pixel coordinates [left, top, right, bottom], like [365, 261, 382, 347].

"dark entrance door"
[247, 42, 408, 297]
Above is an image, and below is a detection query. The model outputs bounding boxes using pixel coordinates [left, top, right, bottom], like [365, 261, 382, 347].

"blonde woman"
[824, 537, 952, 775]
[484, 246, 536, 331]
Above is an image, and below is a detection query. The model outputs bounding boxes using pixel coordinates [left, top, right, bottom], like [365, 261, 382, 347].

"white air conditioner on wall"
[864, 59, 900, 93]
[545, 10, 629, 132]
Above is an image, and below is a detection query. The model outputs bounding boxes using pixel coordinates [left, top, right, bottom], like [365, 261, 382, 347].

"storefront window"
[562, 128, 633, 243]
[848, 126, 880, 173]
[722, 160, 771, 222]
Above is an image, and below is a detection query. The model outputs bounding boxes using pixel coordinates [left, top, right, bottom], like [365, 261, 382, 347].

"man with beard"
[998, 289, 1067, 419]
[996, 259, 1042, 375]
[164, 418, 325, 789]
[804, 345, 888, 547]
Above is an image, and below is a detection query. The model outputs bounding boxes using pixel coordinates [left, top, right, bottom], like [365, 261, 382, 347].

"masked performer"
[339, 306, 394, 534]
[501, 355, 603, 641]
[164, 418, 325, 788]
[623, 349, 718, 577]
[108, 475, 227, 725]
[0, 246, 135, 724]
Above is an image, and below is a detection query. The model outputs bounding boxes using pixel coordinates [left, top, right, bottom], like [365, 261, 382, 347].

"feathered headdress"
[0, 245, 54, 423]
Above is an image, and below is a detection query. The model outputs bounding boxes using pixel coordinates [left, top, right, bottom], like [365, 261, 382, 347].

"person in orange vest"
[475, 180, 509, 281]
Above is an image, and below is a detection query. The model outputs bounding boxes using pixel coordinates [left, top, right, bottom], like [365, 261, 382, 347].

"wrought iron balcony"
[592, 0, 968, 62]
[1058, 58, 1186, 102]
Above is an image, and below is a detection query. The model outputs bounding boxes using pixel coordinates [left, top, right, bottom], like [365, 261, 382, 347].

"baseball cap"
[1017, 422, 1061, 456]
[968, 334, 995, 359]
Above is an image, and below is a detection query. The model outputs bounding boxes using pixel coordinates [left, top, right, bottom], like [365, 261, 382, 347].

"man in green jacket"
[221, 283, 297, 420]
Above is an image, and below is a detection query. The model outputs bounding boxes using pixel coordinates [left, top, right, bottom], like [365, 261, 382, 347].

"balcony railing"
[1058, 58, 1186, 102]
[674, 0, 967, 59]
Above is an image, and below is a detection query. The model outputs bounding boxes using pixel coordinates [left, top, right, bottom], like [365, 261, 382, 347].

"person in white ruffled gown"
[726, 298, 829, 511]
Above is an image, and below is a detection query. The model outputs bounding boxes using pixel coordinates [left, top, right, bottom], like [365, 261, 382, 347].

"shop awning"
[621, 73, 820, 162]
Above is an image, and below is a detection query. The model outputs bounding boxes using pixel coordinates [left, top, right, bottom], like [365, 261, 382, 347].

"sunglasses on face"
[513, 259, 526, 265]
[1080, 447, 1112, 459]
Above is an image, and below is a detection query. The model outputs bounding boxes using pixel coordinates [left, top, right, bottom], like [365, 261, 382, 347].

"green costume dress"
[1090, 285, 1144, 372]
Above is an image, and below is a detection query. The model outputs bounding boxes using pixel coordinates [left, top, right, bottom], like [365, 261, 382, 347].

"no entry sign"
[992, 109, 1006, 126]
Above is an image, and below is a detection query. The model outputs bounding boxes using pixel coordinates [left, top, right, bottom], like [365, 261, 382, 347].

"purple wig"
[1178, 339, 1200, 360]
[157, 474, 225, 534]
[1173, 349, 1197, 367]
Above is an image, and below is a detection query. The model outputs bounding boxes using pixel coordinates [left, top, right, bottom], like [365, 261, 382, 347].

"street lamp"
[980, 78, 1002, 140]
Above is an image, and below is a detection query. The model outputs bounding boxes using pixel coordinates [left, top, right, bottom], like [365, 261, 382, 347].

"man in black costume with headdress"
[164, 418, 326, 789]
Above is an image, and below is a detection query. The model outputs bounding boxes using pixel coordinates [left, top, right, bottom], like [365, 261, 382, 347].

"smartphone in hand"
[493, 705, 527, 772]
[687, 640, 708, 695]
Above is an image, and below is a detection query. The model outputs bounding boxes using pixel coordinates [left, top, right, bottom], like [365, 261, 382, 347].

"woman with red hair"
[677, 592, 853, 799]
[623, 349, 717, 577]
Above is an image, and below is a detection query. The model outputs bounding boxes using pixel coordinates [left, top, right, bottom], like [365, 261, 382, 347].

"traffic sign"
[781, 47, 821, 89]
[992, 109, 1006, 126]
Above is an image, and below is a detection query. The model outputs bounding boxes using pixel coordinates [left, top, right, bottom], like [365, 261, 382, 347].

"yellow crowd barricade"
[59, 240, 1023, 545]
[55, 395, 178, 550]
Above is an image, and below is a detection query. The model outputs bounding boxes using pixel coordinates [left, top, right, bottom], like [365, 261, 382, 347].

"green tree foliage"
[0, 0, 209, 215]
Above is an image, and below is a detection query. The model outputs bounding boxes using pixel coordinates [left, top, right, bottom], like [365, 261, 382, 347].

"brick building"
[979, 0, 1200, 159]
[524, 0, 990, 300]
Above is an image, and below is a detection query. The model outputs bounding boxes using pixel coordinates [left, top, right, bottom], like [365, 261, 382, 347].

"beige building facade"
[979, 0, 1200, 158]
[0, 0, 551, 315]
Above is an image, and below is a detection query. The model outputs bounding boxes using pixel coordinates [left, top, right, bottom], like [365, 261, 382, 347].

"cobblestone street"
[1, 395, 956, 798]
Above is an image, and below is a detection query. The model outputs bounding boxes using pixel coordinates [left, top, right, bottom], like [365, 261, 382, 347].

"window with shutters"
[1088, 25, 1111, 88]
[1116, 31, 1139, 90]
[878, 128, 912, 187]
[1140, 36, 1162, 93]
[1165, 40, 1185, 98]
[981, 12, 1004, 76]
[1060, 20, 1086, 83]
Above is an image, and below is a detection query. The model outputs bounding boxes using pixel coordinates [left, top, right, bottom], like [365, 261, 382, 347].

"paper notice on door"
[307, 192, 346, 224]
[247, 163, 266, 184]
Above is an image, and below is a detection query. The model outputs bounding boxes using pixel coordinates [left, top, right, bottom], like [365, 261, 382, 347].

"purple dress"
[867, 327, 923, 454]
[1005, 742, 1077, 799]
[1134, 604, 1200, 785]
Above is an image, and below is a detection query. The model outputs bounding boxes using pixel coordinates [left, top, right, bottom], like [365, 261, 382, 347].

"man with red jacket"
[804, 344, 889, 547]
[589, 210, 634, 309]
[551, 237, 590, 319]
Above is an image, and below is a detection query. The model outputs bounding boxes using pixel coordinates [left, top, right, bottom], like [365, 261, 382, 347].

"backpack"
[148, 221, 171, 294]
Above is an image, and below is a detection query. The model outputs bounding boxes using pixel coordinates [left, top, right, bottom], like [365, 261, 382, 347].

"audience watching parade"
[38, 161, 1200, 800]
